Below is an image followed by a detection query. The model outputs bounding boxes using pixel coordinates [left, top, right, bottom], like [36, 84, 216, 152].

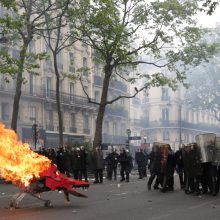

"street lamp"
[126, 128, 131, 151]
[178, 104, 182, 147]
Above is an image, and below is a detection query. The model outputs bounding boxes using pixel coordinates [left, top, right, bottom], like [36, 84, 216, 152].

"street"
[1, 175, 220, 220]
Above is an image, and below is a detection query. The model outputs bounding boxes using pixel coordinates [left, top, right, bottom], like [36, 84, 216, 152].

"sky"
[197, 5, 220, 27]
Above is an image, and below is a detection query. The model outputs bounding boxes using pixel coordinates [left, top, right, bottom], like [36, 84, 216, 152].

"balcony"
[102, 133, 127, 144]
[110, 80, 127, 93]
[140, 120, 220, 133]
[57, 126, 65, 132]
[106, 105, 128, 118]
[70, 127, 77, 133]
[94, 75, 127, 93]
[83, 128, 90, 134]
[45, 89, 96, 109]
[46, 124, 54, 131]
[94, 75, 103, 86]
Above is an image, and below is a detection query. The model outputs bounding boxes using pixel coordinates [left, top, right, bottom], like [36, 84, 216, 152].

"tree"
[0, 0, 59, 132]
[185, 24, 220, 122]
[41, 0, 78, 147]
[200, 0, 219, 15]
[186, 56, 220, 122]
[69, 0, 217, 148]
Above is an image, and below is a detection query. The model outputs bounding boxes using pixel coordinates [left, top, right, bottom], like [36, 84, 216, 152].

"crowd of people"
[37, 142, 220, 197]
[37, 146, 134, 184]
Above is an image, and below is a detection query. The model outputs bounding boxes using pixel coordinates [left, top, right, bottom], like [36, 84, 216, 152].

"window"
[162, 108, 169, 121]
[94, 91, 100, 102]
[69, 52, 74, 65]
[83, 57, 87, 75]
[57, 52, 63, 69]
[0, 74, 4, 89]
[69, 52, 75, 73]
[29, 72, 35, 95]
[83, 114, 90, 134]
[12, 49, 20, 59]
[1, 103, 9, 120]
[29, 106, 36, 123]
[83, 114, 89, 129]
[161, 88, 169, 101]
[94, 62, 100, 76]
[104, 121, 109, 133]
[69, 83, 75, 102]
[70, 113, 77, 133]
[113, 122, 117, 136]
[46, 110, 54, 130]
[46, 77, 51, 97]
[83, 86, 89, 97]
[29, 41, 35, 53]
[70, 113, 76, 128]
[163, 130, 170, 141]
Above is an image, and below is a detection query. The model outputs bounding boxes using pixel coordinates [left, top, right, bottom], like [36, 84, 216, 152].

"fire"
[0, 123, 51, 187]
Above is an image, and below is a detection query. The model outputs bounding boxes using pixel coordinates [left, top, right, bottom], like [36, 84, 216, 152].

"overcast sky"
[197, 6, 220, 27]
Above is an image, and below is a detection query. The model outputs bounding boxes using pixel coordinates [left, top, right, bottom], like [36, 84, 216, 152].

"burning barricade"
[0, 123, 89, 208]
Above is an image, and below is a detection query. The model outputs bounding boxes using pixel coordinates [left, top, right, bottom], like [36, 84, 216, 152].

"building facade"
[0, 34, 129, 148]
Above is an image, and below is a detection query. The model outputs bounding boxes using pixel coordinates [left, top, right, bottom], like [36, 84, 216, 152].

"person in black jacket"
[79, 146, 88, 182]
[56, 147, 66, 173]
[135, 149, 147, 179]
[119, 148, 131, 182]
[175, 146, 185, 189]
[147, 145, 162, 190]
[70, 147, 81, 179]
[106, 149, 119, 180]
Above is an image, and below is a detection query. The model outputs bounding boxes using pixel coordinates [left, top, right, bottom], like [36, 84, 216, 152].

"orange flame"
[0, 123, 51, 186]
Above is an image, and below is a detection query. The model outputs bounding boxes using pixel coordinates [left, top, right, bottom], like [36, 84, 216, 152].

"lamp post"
[32, 124, 38, 150]
[178, 104, 182, 147]
[126, 128, 131, 151]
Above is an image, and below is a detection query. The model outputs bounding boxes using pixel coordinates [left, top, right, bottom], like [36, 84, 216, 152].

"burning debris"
[0, 123, 89, 208]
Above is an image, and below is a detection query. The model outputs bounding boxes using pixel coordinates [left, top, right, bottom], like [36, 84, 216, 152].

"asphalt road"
[1, 176, 220, 220]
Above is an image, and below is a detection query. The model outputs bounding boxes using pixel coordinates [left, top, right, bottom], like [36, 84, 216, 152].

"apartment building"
[0, 32, 130, 148]
[130, 85, 220, 151]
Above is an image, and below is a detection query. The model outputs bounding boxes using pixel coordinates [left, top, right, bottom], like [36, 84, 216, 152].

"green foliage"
[200, 0, 219, 15]
[69, 0, 217, 93]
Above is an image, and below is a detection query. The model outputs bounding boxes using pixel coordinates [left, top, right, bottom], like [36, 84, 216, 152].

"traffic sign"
[129, 136, 141, 140]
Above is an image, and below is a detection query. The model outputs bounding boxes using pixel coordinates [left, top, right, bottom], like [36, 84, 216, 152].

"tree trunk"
[93, 63, 112, 148]
[53, 54, 63, 147]
[11, 44, 28, 132]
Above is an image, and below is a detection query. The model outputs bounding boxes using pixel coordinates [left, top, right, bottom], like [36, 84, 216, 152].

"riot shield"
[196, 133, 216, 163]
[213, 136, 220, 166]
[182, 143, 202, 178]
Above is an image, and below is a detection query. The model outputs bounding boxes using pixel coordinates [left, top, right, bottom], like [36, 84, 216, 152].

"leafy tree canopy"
[69, 0, 218, 97]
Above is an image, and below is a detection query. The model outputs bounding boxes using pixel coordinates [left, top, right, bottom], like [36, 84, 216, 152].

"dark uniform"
[106, 150, 119, 180]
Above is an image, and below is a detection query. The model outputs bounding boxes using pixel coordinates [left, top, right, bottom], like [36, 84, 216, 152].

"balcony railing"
[105, 105, 128, 118]
[0, 84, 97, 109]
[138, 120, 220, 133]
[46, 124, 54, 131]
[83, 128, 90, 134]
[102, 133, 127, 144]
[70, 127, 77, 133]
[94, 75, 127, 93]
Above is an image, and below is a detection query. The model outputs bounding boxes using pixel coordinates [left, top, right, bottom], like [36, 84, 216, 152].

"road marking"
[147, 213, 171, 220]
[0, 194, 14, 198]
[114, 192, 128, 196]
[189, 198, 220, 209]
